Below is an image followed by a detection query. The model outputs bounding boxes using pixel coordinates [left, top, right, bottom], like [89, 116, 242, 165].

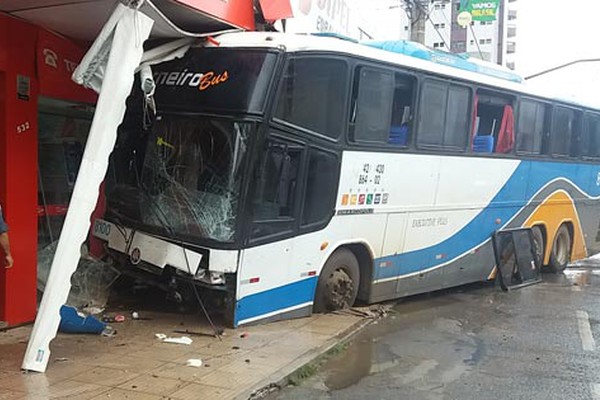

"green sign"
[459, 0, 500, 22]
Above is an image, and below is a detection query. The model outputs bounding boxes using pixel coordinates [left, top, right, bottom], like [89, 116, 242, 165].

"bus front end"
[92, 45, 280, 326]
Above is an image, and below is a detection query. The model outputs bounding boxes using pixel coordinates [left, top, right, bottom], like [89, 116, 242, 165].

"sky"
[517, 0, 600, 105]
[357, 0, 600, 106]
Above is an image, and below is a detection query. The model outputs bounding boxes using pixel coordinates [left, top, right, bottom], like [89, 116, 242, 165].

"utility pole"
[400, 0, 431, 44]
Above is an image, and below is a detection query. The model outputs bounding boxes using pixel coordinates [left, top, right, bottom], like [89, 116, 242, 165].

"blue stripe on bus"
[374, 160, 599, 280]
[235, 276, 318, 326]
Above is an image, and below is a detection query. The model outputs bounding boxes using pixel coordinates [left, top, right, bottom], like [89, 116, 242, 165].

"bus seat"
[389, 125, 408, 146]
[472, 135, 494, 153]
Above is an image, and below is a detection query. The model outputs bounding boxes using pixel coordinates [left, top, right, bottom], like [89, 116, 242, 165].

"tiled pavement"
[0, 311, 365, 399]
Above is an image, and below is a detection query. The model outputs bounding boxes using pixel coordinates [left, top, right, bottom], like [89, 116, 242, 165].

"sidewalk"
[0, 310, 368, 399]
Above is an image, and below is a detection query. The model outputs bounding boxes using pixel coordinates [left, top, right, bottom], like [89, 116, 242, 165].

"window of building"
[517, 100, 546, 155]
[485, 39, 492, 44]
[479, 39, 486, 45]
[275, 57, 348, 139]
[417, 80, 471, 151]
[470, 40, 475, 45]
[404, 25, 409, 31]
[582, 113, 600, 159]
[350, 68, 416, 147]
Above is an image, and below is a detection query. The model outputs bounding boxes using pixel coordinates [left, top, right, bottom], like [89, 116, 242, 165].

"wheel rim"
[554, 230, 569, 266]
[532, 229, 544, 265]
[325, 267, 355, 310]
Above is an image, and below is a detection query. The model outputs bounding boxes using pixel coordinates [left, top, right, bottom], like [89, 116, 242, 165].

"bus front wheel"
[549, 224, 571, 273]
[313, 249, 360, 313]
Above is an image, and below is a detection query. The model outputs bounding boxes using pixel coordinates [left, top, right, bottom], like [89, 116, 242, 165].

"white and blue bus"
[93, 32, 600, 327]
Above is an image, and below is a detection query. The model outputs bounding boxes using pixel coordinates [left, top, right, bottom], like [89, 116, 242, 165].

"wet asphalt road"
[273, 267, 600, 400]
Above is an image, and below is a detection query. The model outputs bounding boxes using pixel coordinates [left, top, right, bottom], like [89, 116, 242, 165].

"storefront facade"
[0, 13, 96, 326]
[0, 0, 297, 328]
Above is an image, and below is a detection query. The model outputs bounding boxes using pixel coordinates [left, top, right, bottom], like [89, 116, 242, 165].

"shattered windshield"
[109, 115, 251, 243]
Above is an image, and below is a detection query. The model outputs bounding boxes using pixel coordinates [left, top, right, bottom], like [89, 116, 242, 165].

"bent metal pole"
[22, 3, 154, 373]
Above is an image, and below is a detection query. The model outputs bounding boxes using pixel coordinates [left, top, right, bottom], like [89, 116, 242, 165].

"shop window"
[38, 97, 94, 250]
[275, 57, 348, 139]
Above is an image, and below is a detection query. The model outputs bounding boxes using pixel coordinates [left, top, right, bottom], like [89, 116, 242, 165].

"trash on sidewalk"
[102, 314, 126, 323]
[155, 333, 193, 345]
[173, 329, 223, 338]
[101, 326, 117, 337]
[186, 358, 203, 367]
[58, 305, 106, 334]
[240, 332, 249, 338]
[131, 311, 139, 320]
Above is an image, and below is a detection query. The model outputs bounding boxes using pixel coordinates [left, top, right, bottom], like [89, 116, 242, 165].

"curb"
[239, 315, 376, 400]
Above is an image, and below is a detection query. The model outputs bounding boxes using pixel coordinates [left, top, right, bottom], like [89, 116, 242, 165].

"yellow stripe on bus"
[524, 190, 587, 264]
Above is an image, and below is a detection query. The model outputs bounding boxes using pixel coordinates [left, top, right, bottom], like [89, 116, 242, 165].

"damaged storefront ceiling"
[0, 0, 254, 41]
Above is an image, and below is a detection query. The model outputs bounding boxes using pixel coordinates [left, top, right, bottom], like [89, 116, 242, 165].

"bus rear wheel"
[313, 249, 360, 313]
[531, 225, 545, 269]
[548, 224, 571, 273]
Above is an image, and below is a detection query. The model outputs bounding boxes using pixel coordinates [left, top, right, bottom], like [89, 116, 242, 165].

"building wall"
[0, 13, 94, 326]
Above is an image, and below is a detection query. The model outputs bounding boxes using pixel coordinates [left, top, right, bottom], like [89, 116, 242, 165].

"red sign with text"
[36, 30, 96, 103]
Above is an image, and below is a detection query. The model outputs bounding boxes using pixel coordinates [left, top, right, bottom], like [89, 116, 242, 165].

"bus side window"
[551, 106, 578, 158]
[516, 99, 545, 155]
[582, 113, 600, 159]
[251, 138, 303, 239]
[389, 73, 416, 147]
[472, 90, 515, 154]
[301, 147, 338, 227]
[274, 57, 348, 139]
[417, 80, 470, 151]
[351, 67, 394, 144]
[350, 68, 416, 147]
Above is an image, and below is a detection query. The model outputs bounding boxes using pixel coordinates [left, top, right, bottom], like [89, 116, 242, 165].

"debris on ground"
[240, 332, 249, 338]
[249, 383, 281, 400]
[333, 304, 392, 319]
[38, 243, 121, 310]
[186, 359, 203, 367]
[131, 311, 139, 320]
[155, 333, 193, 345]
[101, 326, 117, 337]
[173, 329, 221, 338]
[114, 314, 125, 322]
[58, 305, 106, 334]
[54, 358, 69, 362]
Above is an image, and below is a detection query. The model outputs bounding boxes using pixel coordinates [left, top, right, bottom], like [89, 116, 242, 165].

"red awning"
[259, 0, 294, 21]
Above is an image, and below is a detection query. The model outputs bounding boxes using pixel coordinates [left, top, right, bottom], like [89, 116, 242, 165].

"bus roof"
[212, 32, 598, 111]
[363, 40, 524, 84]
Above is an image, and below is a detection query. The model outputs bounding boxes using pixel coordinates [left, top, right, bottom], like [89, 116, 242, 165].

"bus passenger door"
[236, 135, 308, 325]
